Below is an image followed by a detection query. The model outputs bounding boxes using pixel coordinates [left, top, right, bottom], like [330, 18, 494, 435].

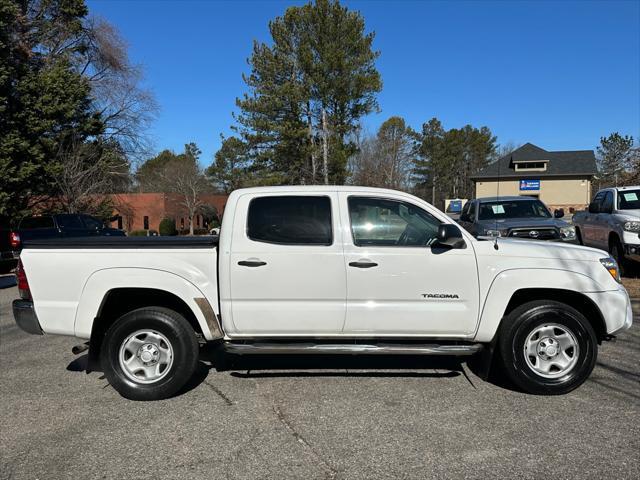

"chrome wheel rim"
[524, 323, 579, 379]
[119, 330, 174, 384]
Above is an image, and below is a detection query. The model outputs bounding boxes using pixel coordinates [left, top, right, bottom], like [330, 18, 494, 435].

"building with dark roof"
[471, 143, 598, 212]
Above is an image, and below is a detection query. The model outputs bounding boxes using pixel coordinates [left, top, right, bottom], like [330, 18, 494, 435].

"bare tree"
[55, 136, 129, 216]
[143, 143, 208, 235]
[494, 141, 521, 161]
[82, 17, 158, 163]
[348, 117, 418, 190]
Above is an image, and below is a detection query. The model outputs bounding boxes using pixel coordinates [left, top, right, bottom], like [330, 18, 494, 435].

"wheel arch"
[502, 288, 607, 342]
[75, 268, 222, 371]
[474, 268, 607, 343]
[608, 231, 621, 247]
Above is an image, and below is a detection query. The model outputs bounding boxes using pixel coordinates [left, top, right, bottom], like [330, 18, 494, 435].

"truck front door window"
[348, 197, 439, 247]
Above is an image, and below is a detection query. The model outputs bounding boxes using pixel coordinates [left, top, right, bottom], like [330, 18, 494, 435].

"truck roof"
[475, 196, 541, 202]
[230, 185, 420, 196]
[603, 185, 640, 191]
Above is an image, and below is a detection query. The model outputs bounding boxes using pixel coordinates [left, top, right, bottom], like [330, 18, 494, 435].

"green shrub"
[159, 218, 177, 236]
[178, 228, 210, 236]
[128, 229, 158, 237]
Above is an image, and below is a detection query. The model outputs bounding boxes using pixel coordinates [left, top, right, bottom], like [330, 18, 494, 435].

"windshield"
[478, 199, 551, 221]
[617, 190, 640, 210]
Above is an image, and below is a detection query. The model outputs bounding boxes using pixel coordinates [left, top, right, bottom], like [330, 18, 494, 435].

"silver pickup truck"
[573, 186, 640, 273]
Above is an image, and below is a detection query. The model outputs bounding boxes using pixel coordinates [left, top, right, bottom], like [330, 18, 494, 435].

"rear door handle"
[349, 260, 378, 268]
[238, 260, 267, 267]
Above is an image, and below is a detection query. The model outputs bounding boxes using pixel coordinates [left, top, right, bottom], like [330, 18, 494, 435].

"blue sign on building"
[448, 200, 463, 213]
[520, 179, 540, 191]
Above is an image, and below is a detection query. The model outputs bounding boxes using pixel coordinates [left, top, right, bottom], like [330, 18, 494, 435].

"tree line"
[2, 0, 637, 230]
[0, 0, 156, 223]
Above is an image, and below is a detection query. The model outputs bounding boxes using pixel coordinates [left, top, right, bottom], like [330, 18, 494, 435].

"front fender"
[74, 268, 220, 340]
[473, 268, 605, 342]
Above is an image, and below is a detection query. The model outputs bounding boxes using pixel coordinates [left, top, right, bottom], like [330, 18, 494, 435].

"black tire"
[101, 307, 199, 401]
[609, 238, 628, 277]
[498, 300, 597, 395]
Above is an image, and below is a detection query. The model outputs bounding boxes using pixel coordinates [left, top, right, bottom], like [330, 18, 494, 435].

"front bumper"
[624, 243, 640, 263]
[13, 300, 43, 335]
[584, 287, 633, 336]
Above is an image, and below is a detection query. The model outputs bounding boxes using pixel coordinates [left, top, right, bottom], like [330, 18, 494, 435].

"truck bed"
[22, 236, 219, 249]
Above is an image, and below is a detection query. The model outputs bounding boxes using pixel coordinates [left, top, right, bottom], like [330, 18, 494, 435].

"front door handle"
[349, 260, 378, 268]
[238, 260, 267, 267]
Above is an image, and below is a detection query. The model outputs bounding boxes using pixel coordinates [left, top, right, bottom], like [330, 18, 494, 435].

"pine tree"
[597, 133, 634, 187]
[235, 0, 381, 185]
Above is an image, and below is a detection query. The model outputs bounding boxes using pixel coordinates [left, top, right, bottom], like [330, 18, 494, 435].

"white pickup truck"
[572, 185, 640, 274]
[13, 186, 633, 400]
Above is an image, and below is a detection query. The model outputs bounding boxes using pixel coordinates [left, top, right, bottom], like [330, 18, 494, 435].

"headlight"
[484, 229, 509, 237]
[600, 257, 621, 283]
[560, 226, 576, 240]
[623, 221, 640, 232]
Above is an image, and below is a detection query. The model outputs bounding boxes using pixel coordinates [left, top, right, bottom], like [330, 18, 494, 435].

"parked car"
[457, 196, 577, 242]
[1, 223, 19, 273]
[13, 186, 632, 400]
[10, 213, 125, 253]
[572, 186, 640, 273]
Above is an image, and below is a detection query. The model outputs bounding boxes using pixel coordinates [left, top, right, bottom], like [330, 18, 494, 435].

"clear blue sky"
[88, 0, 640, 166]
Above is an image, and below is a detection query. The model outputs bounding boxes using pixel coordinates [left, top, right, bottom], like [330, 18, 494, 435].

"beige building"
[471, 143, 597, 213]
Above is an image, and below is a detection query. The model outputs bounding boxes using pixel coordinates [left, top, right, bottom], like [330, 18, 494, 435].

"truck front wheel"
[101, 307, 199, 400]
[498, 300, 597, 395]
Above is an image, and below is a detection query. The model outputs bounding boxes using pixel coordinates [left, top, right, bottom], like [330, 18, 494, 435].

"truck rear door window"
[247, 196, 332, 245]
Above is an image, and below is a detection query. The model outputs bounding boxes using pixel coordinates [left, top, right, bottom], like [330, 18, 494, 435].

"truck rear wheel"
[498, 300, 597, 395]
[101, 307, 199, 401]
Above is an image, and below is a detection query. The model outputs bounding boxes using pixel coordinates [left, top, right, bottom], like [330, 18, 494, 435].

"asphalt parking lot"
[1, 279, 639, 480]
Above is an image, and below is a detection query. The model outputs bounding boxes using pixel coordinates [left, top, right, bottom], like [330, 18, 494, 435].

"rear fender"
[74, 268, 221, 340]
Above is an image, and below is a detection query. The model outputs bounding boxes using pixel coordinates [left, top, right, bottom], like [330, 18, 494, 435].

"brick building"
[107, 193, 228, 232]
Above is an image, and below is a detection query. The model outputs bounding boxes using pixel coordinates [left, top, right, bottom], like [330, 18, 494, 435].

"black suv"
[457, 196, 577, 242]
[9, 214, 125, 253]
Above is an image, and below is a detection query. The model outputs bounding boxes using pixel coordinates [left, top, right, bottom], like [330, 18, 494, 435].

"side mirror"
[436, 223, 466, 249]
[588, 202, 599, 214]
[554, 209, 564, 218]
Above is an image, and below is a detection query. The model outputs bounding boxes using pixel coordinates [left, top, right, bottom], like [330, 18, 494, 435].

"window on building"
[180, 218, 185, 228]
[514, 162, 547, 171]
[196, 215, 200, 227]
[143, 216, 149, 230]
[247, 196, 332, 245]
[117, 216, 123, 230]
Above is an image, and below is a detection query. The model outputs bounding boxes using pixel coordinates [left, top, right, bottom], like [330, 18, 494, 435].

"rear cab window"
[247, 196, 332, 245]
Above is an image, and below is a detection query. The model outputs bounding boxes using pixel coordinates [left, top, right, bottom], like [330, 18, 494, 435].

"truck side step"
[224, 342, 483, 356]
